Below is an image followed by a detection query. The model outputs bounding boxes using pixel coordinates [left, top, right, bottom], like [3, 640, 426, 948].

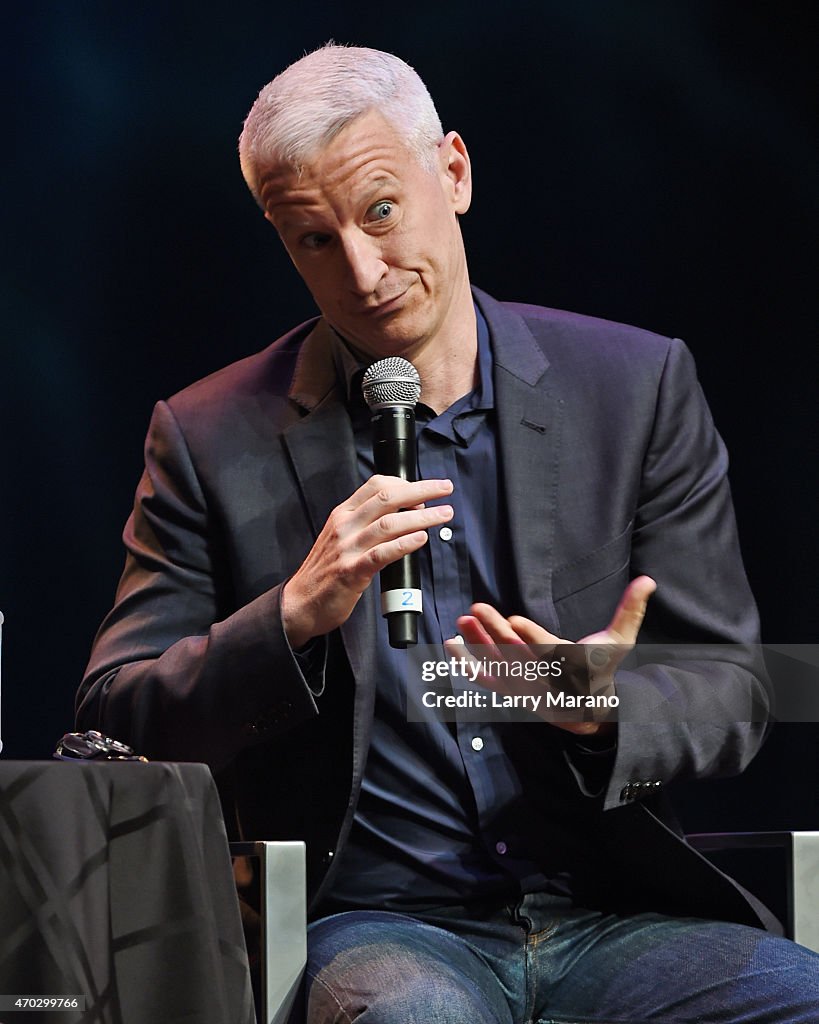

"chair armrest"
[230, 841, 307, 1024]
[686, 831, 819, 953]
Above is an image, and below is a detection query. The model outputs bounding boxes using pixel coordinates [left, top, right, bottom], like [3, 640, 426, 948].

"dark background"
[2, 2, 817, 832]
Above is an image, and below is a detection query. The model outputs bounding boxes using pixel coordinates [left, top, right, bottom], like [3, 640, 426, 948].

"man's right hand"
[281, 475, 454, 649]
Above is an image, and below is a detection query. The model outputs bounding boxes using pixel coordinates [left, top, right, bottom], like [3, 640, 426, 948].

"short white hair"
[239, 43, 444, 206]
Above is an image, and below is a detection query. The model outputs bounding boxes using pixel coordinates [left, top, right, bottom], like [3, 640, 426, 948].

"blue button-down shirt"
[325, 309, 579, 911]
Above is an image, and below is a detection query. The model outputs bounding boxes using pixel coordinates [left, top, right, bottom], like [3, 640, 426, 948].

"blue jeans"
[300, 893, 819, 1023]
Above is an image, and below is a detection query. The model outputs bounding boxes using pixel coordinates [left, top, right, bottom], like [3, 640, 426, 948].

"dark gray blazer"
[77, 288, 774, 927]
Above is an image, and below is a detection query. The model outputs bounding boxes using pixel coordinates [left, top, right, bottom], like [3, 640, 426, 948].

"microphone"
[361, 357, 423, 648]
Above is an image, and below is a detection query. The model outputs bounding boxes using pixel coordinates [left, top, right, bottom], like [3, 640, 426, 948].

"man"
[78, 44, 819, 1022]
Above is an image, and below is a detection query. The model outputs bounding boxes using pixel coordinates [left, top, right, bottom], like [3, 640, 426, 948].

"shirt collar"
[329, 302, 494, 422]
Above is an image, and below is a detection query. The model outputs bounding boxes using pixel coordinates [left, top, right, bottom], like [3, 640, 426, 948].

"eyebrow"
[269, 174, 403, 234]
[360, 175, 397, 195]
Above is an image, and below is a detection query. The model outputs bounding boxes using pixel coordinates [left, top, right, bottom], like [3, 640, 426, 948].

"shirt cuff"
[562, 731, 617, 798]
[291, 636, 328, 698]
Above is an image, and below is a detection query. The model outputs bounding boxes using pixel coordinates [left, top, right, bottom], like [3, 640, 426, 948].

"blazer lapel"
[475, 288, 562, 632]
[280, 320, 377, 729]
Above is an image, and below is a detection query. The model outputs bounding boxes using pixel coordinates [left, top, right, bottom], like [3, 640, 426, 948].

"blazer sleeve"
[598, 338, 770, 811]
[75, 399, 322, 770]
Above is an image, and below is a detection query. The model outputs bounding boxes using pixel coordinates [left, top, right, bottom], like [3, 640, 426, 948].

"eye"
[301, 232, 332, 251]
[366, 200, 394, 223]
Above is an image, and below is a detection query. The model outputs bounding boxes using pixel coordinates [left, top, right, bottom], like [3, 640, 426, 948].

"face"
[259, 109, 472, 361]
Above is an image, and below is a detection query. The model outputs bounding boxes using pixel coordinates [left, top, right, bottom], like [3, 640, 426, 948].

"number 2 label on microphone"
[381, 589, 423, 615]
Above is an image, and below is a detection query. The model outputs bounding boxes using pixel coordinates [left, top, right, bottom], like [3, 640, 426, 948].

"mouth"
[360, 286, 411, 316]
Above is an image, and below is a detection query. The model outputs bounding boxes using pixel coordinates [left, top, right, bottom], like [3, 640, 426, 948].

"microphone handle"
[372, 406, 421, 648]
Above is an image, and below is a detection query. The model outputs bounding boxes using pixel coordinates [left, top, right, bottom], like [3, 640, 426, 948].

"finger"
[347, 476, 453, 518]
[443, 633, 465, 657]
[359, 529, 432, 576]
[606, 575, 657, 645]
[454, 613, 498, 651]
[445, 629, 515, 698]
[506, 614, 563, 647]
[456, 605, 537, 672]
[443, 635, 486, 677]
[359, 503, 453, 551]
[463, 603, 530, 647]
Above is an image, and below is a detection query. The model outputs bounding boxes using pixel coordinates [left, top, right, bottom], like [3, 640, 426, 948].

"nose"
[340, 232, 388, 296]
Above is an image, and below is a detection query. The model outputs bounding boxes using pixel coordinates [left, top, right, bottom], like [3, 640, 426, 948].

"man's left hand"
[450, 576, 657, 737]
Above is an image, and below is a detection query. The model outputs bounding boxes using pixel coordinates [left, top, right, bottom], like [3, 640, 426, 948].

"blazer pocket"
[552, 524, 633, 636]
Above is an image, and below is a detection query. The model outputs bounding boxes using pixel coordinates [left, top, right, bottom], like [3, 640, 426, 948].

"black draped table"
[0, 760, 255, 1024]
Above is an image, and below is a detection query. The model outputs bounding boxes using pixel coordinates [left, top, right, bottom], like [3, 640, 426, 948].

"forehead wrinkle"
[264, 164, 404, 228]
[309, 146, 403, 197]
[263, 119, 415, 208]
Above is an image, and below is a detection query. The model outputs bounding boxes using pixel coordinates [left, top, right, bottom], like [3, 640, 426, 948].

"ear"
[438, 131, 472, 215]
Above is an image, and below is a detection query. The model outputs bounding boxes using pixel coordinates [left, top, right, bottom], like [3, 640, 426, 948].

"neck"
[413, 279, 478, 415]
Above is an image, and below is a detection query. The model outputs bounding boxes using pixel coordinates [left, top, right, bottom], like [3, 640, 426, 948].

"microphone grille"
[361, 357, 422, 409]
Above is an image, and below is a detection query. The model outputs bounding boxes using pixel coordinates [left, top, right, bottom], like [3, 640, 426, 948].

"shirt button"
[495, 841, 508, 856]
[439, 526, 453, 541]
[471, 736, 484, 751]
